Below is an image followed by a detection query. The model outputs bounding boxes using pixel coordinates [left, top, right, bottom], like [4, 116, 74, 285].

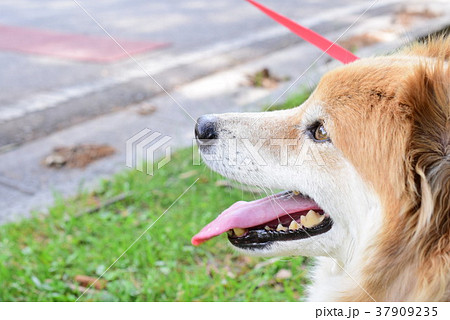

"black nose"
[195, 115, 217, 141]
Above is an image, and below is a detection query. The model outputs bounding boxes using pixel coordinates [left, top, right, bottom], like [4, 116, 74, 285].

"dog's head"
[192, 38, 449, 300]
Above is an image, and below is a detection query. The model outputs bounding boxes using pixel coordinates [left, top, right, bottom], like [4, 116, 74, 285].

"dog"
[192, 37, 449, 301]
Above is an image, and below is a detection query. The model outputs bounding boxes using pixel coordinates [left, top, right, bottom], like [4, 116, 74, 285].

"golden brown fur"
[315, 37, 449, 301]
[199, 37, 449, 301]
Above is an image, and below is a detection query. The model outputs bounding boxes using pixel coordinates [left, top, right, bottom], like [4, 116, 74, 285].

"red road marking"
[0, 25, 169, 63]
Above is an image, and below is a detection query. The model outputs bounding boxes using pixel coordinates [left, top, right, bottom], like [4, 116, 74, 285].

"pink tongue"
[191, 192, 320, 246]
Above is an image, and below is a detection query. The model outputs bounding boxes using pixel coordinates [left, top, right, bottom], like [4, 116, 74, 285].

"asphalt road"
[0, 0, 373, 147]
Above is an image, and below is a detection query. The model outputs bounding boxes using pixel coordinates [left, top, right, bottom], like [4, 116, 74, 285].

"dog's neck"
[308, 198, 449, 302]
[306, 222, 382, 302]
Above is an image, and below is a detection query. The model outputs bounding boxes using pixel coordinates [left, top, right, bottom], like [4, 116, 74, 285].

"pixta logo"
[126, 129, 172, 175]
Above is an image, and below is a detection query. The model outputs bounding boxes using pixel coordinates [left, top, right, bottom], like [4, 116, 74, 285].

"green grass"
[0, 148, 312, 301]
[264, 87, 312, 111]
[0, 88, 314, 301]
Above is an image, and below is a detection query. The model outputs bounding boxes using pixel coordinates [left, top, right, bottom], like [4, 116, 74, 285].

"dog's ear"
[400, 53, 449, 300]
[403, 35, 450, 60]
[403, 61, 449, 230]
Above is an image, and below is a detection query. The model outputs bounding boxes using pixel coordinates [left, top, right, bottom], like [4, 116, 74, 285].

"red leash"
[246, 0, 359, 64]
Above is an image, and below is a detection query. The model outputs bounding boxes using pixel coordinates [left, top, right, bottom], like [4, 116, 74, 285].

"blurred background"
[0, 0, 448, 301]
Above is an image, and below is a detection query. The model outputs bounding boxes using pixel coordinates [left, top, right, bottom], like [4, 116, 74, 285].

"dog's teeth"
[300, 215, 309, 228]
[308, 209, 321, 217]
[264, 226, 272, 231]
[276, 224, 288, 232]
[300, 210, 324, 228]
[233, 228, 246, 237]
[293, 191, 300, 195]
[288, 220, 300, 230]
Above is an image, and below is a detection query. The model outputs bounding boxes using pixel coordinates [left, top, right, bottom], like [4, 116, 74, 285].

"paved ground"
[0, 0, 449, 223]
[0, 0, 400, 146]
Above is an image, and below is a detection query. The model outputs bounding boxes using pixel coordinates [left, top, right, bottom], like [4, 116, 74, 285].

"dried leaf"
[44, 144, 115, 168]
[179, 170, 198, 179]
[136, 104, 158, 115]
[275, 269, 292, 280]
[247, 68, 285, 88]
[74, 275, 107, 290]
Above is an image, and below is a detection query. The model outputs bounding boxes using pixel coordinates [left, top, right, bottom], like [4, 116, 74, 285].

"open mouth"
[192, 191, 333, 250]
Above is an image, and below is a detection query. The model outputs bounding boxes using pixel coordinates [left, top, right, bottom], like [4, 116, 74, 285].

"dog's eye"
[309, 123, 330, 142]
[314, 125, 328, 140]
